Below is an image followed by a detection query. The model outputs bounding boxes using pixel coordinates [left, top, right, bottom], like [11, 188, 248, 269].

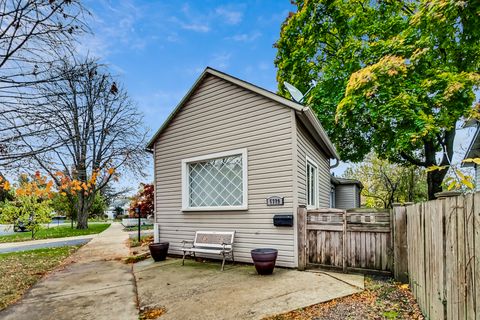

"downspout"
[330, 158, 339, 169]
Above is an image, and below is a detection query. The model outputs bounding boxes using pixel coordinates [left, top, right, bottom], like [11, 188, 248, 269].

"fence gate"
[297, 207, 393, 273]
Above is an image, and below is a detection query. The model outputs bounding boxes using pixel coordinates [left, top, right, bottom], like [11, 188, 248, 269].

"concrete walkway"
[0, 235, 95, 253]
[0, 223, 138, 320]
[135, 258, 364, 320]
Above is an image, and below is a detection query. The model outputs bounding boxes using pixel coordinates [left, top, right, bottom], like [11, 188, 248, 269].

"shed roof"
[146, 67, 339, 160]
[331, 176, 364, 189]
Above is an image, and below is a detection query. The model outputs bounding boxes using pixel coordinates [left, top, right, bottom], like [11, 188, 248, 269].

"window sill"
[182, 205, 248, 212]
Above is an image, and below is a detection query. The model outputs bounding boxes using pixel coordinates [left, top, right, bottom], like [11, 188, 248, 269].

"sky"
[80, 0, 298, 190]
[79, 0, 475, 191]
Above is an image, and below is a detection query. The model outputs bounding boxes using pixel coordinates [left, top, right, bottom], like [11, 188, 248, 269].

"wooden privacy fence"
[394, 193, 480, 320]
[297, 206, 393, 273]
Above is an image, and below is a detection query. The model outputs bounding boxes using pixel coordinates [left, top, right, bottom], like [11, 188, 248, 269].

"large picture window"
[306, 156, 318, 209]
[182, 149, 248, 211]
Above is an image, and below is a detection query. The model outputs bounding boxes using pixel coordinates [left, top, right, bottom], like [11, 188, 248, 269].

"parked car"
[13, 215, 33, 232]
[13, 220, 30, 232]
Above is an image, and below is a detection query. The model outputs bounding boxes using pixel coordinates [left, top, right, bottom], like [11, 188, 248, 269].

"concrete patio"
[134, 258, 364, 320]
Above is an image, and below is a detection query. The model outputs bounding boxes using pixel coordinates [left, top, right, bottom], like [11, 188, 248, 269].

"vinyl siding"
[153, 74, 296, 267]
[334, 184, 357, 210]
[476, 165, 480, 192]
[296, 121, 331, 208]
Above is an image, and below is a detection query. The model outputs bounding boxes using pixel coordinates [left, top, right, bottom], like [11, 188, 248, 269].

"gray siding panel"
[335, 185, 356, 210]
[154, 75, 296, 267]
[296, 121, 331, 208]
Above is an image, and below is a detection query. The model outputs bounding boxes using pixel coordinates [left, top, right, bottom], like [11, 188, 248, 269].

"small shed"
[330, 176, 363, 210]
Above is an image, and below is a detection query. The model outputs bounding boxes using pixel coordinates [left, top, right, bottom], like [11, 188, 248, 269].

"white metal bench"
[181, 231, 235, 271]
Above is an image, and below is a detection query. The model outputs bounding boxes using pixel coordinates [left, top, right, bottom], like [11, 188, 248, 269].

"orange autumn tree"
[129, 183, 154, 218]
[11, 59, 148, 230]
[52, 168, 117, 229]
[0, 172, 54, 239]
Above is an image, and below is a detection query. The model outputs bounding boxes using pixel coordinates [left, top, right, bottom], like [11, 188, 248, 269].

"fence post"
[297, 205, 307, 271]
[393, 203, 409, 283]
[342, 209, 347, 272]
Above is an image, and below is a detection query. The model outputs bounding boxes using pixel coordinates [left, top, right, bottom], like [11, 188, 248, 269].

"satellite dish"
[284, 81, 305, 103]
[283, 81, 316, 104]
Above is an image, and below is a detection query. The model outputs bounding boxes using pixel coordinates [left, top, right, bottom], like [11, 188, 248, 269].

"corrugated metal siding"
[334, 185, 356, 209]
[153, 75, 296, 267]
[296, 121, 331, 208]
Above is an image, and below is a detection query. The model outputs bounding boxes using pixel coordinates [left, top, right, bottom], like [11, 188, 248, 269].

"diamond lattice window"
[188, 154, 243, 208]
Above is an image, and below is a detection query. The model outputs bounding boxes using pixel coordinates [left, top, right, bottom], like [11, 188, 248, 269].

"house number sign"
[266, 196, 284, 206]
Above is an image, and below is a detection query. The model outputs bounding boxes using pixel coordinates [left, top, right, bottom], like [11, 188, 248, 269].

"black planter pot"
[251, 248, 278, 275]
[149, 242, 169, 262]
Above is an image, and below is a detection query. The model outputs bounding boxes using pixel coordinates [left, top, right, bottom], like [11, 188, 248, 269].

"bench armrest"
[221, 242, 231, 251]
[181, 240, 194, 249]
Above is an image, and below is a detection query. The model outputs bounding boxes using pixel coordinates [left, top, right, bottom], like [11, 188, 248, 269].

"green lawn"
[0, 223, 110, 243]
[0, 246, 80, 310]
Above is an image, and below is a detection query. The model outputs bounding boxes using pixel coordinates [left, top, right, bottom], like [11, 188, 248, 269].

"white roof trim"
[146, 67, 339, 160]
[463, 125, 480, 167]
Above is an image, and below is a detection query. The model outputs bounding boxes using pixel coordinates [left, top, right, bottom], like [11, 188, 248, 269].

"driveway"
[134, 258, 364, 320]
[0, 223, 138, 320]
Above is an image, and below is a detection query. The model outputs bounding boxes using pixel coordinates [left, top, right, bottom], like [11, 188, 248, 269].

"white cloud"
[181, 23, 210, 33]
[227, 31, 261, 42]
[169, 16, 210, 33]
[215, 7, 243, 25]
[210, 52, 231, 70]
[78, 0, 148, 57]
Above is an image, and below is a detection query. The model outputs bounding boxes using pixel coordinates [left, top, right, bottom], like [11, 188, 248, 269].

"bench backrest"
[193, 231, 235, 249]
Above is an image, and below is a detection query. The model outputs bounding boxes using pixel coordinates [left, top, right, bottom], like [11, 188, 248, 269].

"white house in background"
[146, 67, 360, 268]
[105, 198, 130, 219]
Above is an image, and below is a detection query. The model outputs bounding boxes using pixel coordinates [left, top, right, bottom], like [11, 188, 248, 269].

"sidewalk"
[0, 222, 138, 320]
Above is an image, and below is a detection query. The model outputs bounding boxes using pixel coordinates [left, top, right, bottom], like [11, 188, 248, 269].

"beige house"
[147, 67, 348, 268]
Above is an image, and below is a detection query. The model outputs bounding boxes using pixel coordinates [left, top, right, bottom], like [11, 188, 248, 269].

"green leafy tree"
[275, 0, 480, 199]
[114, 206, 124, 218]
[0, 173, 53, 239]
[344, 153, 427, 208]
[89, 193, 108, 218]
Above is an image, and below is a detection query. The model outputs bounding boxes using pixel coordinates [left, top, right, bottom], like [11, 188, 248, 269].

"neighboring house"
[105, 198, 130, 219]
[464, 122, 480, 191]
[330, 176, 363, 209]
[147, 67, 348, 268]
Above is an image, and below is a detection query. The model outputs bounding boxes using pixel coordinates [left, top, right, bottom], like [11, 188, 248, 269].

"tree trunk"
[76, 192, 89, 229]
[427, 169, 447, 200]
[77, 208, 88, 229]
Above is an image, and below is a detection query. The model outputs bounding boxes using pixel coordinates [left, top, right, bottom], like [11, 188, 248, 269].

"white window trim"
[181, 148, 248, 211]
[306, 155, 319, 210]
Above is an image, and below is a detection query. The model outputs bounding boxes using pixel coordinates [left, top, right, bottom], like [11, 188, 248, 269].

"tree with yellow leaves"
[275, 0, 480, 199]
[0, 172, 54, 239]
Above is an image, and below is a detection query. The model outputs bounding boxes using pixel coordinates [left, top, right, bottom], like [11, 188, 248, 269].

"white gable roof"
[146, 67, 339, 160]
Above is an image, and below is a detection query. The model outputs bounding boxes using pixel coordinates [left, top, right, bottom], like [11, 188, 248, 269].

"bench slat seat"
[181, 231, 235, 271]
[185, 247, 231, 255]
